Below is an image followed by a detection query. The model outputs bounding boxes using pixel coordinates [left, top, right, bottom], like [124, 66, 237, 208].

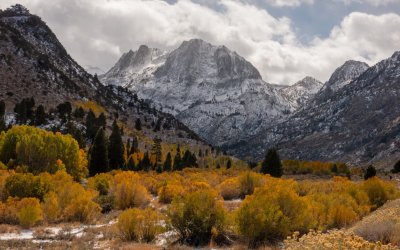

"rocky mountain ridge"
[230, 51, 400, 167]
[0, 4, 207, 149]
[101, 39, 324, 147]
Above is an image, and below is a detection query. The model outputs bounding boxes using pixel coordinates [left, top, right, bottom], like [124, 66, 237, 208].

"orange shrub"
[17, 197, 43, 228]
[218, 178, 241, 200]
[118, 208, 163, 242]
[111, 172, 151, 210]
[158, 183, 185, 204]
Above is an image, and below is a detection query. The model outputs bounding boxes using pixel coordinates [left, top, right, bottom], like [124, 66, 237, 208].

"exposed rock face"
[102, 39, 292, 146]
[325, 60, 369, 92]
[0, 5, 206, 146]
[231, 52, 400, 167]
[279, 76, 323, 110]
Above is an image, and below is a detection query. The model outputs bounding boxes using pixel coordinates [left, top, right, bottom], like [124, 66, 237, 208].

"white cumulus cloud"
[1, 0, 399, 85]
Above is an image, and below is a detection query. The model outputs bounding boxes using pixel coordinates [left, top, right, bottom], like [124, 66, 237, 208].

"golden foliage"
[74, 100, 106, 116]
[118, 208, 163, 242]
[17, 197, 43, 228]
[110, 171, 151, 210]
[158, 183, 185, 204]
[0, 126, 88, 180]
[168, 189, 226, 245]
[284, 229, 397, 250]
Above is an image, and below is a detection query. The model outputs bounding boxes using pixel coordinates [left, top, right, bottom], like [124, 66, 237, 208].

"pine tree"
[73, 107, 85, 119]
[226, 159, 232, 169]
[261, 148, 283, 177]
[89, 127, 109, 176]
[66, 122, 85, 148]
[14, 98, 34, 124]
[182, 150, 197, 169]
[364, 165, 377, 180]
[85, 109, 97, 141]
[34, 105, 46, 126]
[141, 151, 151, 172]
[0, 100, 6, 132]
[108, 120, 125, 169]
[135, 118, 142, 130]
[151, 137, 162, 170]
[163, 152, 172, 172]
[127, 156, 136, 171]
[130, 136, 139, 155]
[173, 145, 182, 171]
[57, 102, 72, 121]
[392, 160, 400, 173]
[126, 138, 131, 155]
[97, 113, 107, 128]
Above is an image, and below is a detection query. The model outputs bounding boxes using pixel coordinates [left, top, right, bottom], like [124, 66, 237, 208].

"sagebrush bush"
[238, 171, 263, 198]
[218, 178, 241, 200]
[117, 208, 163, 242]
[0, 197, 19, 224]
[168, 189, 226, 245]
[111, 172, 151, 209]
[87, 173, 112, 196]
[284, 229, 397, 250]
[158, 183, 185, 204]
[361, 177, 398, 208]
[3, 173, 51, 201]
[236, 178, 313, 247]
[17, 197, 43, 228]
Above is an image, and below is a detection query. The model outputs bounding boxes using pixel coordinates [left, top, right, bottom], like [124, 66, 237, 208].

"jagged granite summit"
[102, 39, 295, 146]
[279, 76, 323, 110]
[231, 52, 400, 167]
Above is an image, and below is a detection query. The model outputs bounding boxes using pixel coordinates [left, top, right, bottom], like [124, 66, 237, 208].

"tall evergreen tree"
[73, 107, 85, 119]
[85, 109, 97, 140]
[173, 145, 183, 171]
[163, 152, 172, 172]
[97, 113, 107, 128]
[364, 165, 377, 180]
[226, 159, 232, 169]
[261, 148, 283, 177]
[127, 156, 136, 171]
[89, 127, 109, 176]
[141, 151, 151, 172]
[57, 102, 72, 121]
[34, 105, 46, 126]
[182, 150, 197, 168]
[0, 100, 6, 132]
[126, 138, 131, 155]
[108, 120, 125, 169]
[14, 98, 34, 124]
[392, 160, 400, 173]
[135, 118, 142, 130]
[151, 137, 162, 170]
[130, 136, 139, 155]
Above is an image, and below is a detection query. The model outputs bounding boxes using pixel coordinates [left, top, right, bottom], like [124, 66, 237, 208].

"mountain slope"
[102, 39, 292, 147]
[0, 4, 206, 149]
[232, 52, 400, 167]
[279, 76, 323, 109]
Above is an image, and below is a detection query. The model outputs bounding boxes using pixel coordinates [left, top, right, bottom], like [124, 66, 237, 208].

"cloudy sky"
[1, 0, 400, 84]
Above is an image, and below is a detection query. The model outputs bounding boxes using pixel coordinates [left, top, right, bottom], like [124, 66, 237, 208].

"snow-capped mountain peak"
[101, 39, 290, 146]
[325, 60, 369, 91]
[279, 76, 323, 109]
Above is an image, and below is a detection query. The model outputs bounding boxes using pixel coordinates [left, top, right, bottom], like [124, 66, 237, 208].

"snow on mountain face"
[0, 4, 98, 90]
[232, 51, 400, 166]
[102, 39, 291, 146]
[101, 45, 167, 87]
[279, 76, 323, 109]
[324, 60, 369, 92]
